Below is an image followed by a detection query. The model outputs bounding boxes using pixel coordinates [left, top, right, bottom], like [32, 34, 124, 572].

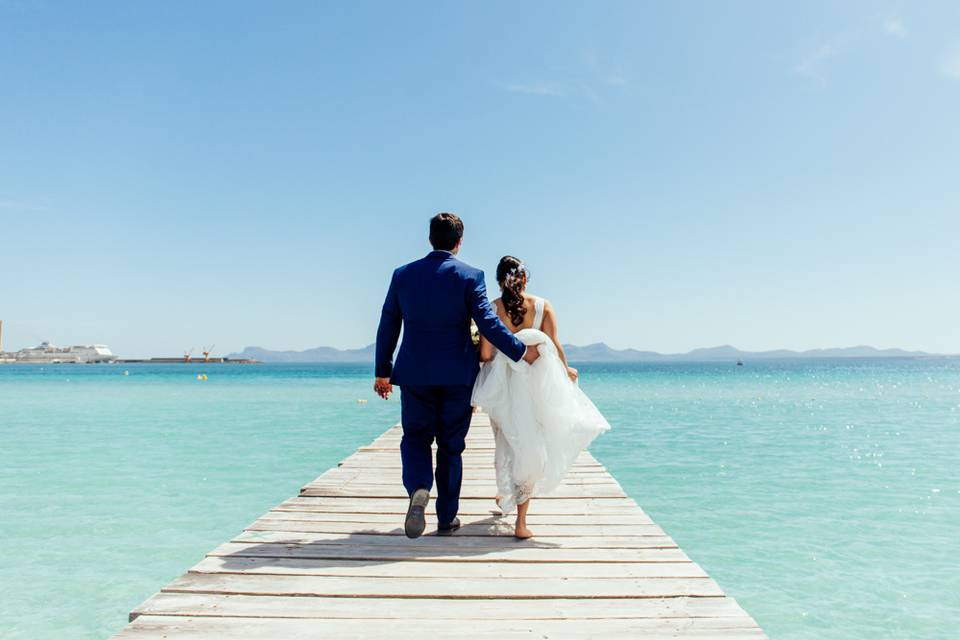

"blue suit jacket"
[376, 251, 526, 386]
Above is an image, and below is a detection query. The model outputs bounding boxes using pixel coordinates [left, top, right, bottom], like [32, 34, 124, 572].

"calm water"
[1, 360, 958, 638]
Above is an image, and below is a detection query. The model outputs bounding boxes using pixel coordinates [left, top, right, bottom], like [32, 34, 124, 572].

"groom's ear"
[452, 239, 462, 255]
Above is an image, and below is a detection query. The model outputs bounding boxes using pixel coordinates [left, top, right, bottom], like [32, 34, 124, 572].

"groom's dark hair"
[429, 212, 464, 251]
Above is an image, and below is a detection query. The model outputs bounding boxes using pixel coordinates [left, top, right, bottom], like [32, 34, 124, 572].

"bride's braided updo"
[496, 255, 528, 327]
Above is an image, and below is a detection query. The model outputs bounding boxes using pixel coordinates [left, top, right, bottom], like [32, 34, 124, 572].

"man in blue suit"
[375, 213, 539, 538]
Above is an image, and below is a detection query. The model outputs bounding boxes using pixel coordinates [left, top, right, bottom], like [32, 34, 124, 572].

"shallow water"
[1, 360, 957, 638]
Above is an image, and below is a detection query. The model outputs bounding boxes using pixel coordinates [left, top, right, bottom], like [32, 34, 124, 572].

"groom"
[374, 213, 539, 538]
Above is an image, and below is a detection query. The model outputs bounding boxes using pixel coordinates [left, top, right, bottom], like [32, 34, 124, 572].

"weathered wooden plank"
[354, 448, 595, 460]
[118, 615, 766, 640]
[206, 541, 691, 563]
[272, 503, 644, 517]
[165, 572, 725, 599]
[305, 476, 623, 486]
[304, 478, 625, 490]
[312, 477, 622, 488]
[330, 463, 610, 473]
[313, 469, 620, 483]
[233, 530, 678, 549]
[336, 459, 605, 470]
[258, 511, 655, 525]
[247, 517, 665, 537]
[298, 485, 627, 499]
[189, 556, 709, 579]
[131, 592, 748, 620]
[334, 462, 607, 473]
[332, 466, 607, 477]
[368, 437, 500, 446]
[276, 496, 643, 515]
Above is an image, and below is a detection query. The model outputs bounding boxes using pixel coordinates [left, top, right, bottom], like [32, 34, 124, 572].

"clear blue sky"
[2, 1, 958, 357]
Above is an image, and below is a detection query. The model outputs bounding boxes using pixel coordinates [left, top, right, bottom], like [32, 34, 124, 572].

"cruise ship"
[1, 341, 117, 364]
[0, 321, 117, 364]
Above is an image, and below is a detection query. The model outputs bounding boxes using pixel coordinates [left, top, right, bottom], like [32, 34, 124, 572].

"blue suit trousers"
[399, 384, 474, 525]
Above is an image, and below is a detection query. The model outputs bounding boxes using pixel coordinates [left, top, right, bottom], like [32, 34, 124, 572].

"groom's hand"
[522, 345, 540, 365]
[374, 377, 393, 400]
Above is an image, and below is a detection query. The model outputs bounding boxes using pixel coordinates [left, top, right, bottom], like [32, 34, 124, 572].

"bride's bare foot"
[514, 499, 533, 539]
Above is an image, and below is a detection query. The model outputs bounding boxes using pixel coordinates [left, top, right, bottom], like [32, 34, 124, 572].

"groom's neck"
[431, 244, 461, 256]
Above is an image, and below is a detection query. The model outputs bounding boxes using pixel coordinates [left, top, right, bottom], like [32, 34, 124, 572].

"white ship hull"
[5, 342, 117, 364]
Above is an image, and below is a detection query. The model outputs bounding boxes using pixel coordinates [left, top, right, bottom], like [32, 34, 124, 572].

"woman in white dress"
[472, 256, 611, 539]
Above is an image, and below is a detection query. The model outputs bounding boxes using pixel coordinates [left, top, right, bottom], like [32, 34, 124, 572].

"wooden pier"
[114, 412, 765, 639]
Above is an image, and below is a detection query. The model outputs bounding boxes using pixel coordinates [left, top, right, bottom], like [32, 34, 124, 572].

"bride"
[472, 256, 611, 539]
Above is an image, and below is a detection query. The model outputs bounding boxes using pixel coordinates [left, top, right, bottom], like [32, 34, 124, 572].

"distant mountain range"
[228, 343, 937, 363]
[560, 343, 933, 362]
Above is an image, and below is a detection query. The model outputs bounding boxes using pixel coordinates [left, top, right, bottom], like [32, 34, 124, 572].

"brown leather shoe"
[404, 489, 430, 539]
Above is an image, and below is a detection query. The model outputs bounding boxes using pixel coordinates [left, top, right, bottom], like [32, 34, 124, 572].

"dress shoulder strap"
[532, 296, 545, 331]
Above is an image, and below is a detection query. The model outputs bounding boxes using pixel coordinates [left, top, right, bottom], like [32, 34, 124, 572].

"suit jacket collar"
[427, 250, 455, 260]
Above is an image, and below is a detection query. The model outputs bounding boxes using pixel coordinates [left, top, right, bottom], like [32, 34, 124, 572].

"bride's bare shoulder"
[530, 294, 553, 311]
[540, 297, 558, 323]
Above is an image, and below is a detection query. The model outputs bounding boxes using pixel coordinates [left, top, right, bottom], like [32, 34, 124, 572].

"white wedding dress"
[471, 297, 611, 515]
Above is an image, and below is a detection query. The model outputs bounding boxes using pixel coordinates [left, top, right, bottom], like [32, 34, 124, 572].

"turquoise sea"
[1, 360, 958, 639]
